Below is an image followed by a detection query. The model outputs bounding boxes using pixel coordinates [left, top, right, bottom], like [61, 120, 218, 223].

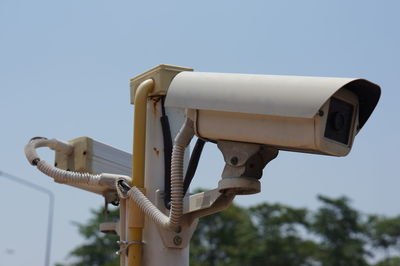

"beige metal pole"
[128, 79, 154, 266]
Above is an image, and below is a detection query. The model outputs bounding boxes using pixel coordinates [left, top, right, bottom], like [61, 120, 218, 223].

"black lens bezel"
[324, 97, 355, 145]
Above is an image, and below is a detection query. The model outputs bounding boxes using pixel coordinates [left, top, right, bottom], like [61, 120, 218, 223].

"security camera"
[165, 71, 380, 157]
[129, 66, 381, 195]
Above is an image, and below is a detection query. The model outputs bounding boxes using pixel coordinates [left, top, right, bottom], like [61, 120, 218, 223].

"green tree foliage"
[56, 207, 119, 266]
[375, 257, 400, 266]
[370, 216, 400, 252]
[249, 203, 317, 266]
[311, 195, 370, 266]
[58, 196, 400, 266]
[190, 204, 257, 266]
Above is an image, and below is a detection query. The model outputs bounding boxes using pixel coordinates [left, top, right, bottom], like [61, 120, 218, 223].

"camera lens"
[333, 112, 345, 130]
[324, 98, 354, 145]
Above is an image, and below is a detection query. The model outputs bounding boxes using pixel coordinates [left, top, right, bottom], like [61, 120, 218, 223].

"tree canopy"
[57, 195, 400, 266]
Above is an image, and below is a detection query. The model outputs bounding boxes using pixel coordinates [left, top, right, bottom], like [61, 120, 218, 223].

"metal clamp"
[116, 240, 144, 255]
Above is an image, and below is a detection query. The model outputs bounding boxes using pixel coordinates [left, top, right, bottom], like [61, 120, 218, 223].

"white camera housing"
[165, 72, 380, 156]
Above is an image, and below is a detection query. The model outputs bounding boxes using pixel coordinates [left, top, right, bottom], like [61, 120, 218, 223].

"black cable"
[183, 138, 205, 196]
[159, 97, 206, 209]
[160, 96, 173, 209]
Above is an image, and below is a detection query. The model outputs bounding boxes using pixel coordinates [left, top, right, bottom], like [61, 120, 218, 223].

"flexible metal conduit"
[118, 118, 194, 232]
[24, 137, 131, 187]
[24, 138, 101, 185]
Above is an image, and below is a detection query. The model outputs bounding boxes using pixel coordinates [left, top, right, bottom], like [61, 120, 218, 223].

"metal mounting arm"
[217, 140, 279, 195]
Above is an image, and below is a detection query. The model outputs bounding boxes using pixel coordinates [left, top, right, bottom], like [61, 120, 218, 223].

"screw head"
[173, 236, 182, 246]
[230, 156, 238, 165]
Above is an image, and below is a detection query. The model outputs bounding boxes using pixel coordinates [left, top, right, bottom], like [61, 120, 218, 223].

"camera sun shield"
[165, 71, 380, 157]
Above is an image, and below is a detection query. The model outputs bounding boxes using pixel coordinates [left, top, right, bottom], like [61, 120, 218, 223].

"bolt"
[173, 236, 182, 246]
[230, 156, 238, 165]
[318, 110, 324, 116]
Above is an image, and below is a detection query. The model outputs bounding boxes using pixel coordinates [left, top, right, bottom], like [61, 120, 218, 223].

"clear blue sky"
[1, 0, 399, 265]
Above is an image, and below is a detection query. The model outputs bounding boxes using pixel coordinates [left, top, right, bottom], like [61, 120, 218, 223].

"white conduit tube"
[37, 160, 101, 185]
[25, 137, 100, 186]
[117, 118, 194, 232]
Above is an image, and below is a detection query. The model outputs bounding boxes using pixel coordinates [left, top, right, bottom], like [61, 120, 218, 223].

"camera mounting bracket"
[154, 188, 235, 248]
[217, 140, 279, 195]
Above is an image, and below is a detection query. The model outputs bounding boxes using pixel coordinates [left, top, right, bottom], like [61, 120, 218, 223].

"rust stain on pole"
[153, 147, 160, 157]
[150, 96, 161, 115]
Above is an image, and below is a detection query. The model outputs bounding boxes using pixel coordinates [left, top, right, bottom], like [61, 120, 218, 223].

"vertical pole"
[141, 98, 190, 266]
[44, 193, 54, 266]
[119, 199, 127, 266]
[128, 79, 154, 266]
[128, 65, 194, 266]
